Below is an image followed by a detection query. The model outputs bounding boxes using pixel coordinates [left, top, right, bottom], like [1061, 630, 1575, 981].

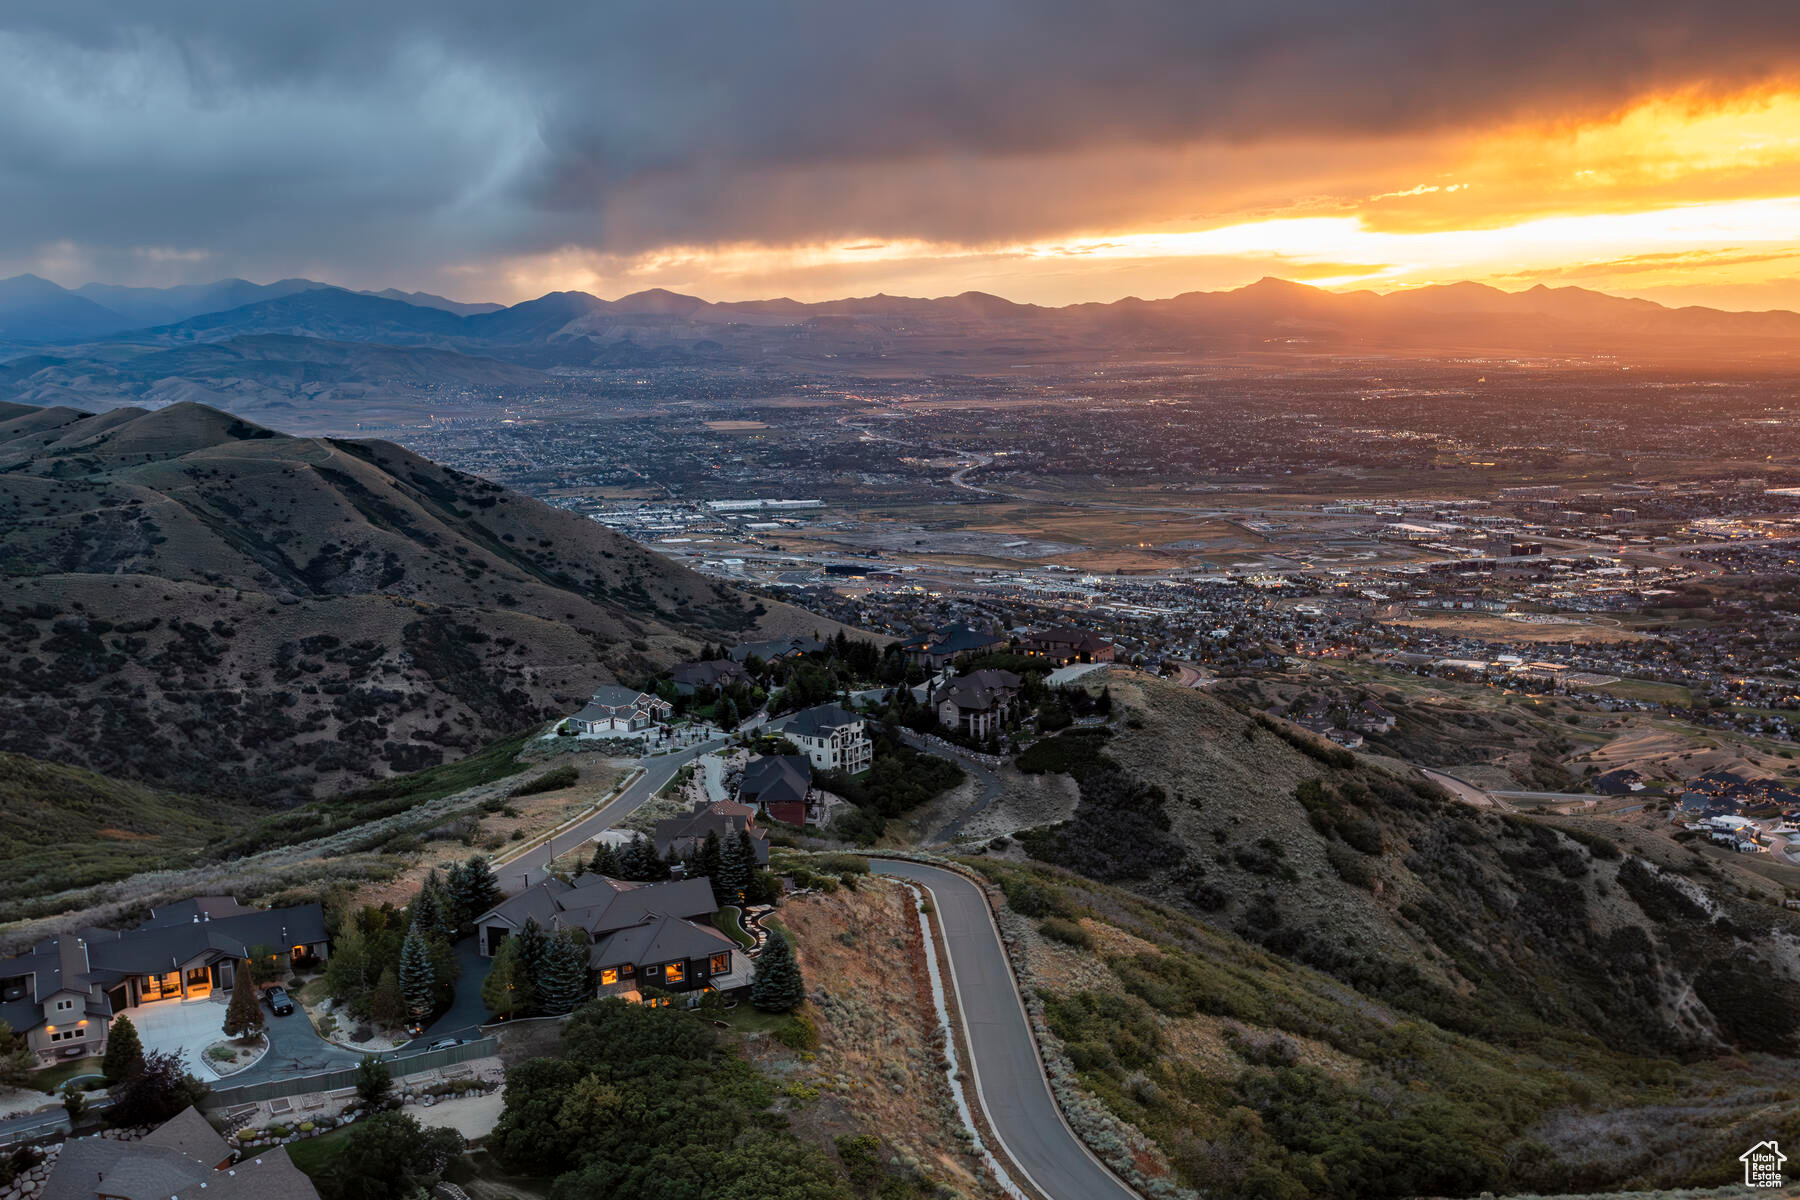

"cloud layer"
[6, 1, 1800, 302]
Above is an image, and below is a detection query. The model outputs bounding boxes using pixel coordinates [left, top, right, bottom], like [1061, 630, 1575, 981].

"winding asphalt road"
[872, 860, 1140, 1200]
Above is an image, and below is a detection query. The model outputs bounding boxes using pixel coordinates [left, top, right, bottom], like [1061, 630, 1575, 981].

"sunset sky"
[8, 2, 1800, 309]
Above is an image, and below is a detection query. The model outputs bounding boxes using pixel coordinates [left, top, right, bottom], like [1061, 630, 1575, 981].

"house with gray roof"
[738, 755, 813, 825]
[568, 685, 673, 734]
[783, 703, 872, 774]
[473, 874, 748, 1000]
[933, 668, 1022, 740]
[0, 898, 327, 1066]
[652, 799, 770, 867]
[41, 1106, 318, 1200]
[901, 623, 1007, 669]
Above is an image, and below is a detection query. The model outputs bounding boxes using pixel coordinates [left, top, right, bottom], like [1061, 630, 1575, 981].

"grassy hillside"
[1009, 672, 1800, 1063]
[0, 401, 842, 798]
[971, 852, 1800, 1198]
[0, 751, 259, 906]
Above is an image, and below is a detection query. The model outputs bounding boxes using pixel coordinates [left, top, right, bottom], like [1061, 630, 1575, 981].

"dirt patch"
[750, 881, 992, 1197]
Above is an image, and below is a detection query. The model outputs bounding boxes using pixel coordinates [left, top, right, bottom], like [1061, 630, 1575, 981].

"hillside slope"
[1013, 673, 1800, 1060]
[0, 402, 836, 799]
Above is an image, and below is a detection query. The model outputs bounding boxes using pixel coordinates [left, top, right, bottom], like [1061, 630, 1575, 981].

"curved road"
[872, 860, 1140, 1200]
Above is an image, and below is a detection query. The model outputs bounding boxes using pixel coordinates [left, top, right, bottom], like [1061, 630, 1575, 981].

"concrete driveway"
[123, 995, 233, 1070]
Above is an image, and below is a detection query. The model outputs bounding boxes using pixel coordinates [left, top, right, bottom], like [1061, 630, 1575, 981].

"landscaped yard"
[712, 906, 755, 949]
[286, 1127, 353, 1178]
[30, 1056, 103, 1093]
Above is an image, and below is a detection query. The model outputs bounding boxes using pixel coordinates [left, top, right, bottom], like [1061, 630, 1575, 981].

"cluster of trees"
[108, 1040, 209, 1128]
[590, 831, 780, 907]
[488, 1000, 846, 1200]
[822, 724, 964, 845]
[481, 918, 592, 1021]
[325, 854, 500, 1027]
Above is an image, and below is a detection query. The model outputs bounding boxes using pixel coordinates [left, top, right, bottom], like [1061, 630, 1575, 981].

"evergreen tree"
[455, 854, 502, 928]
[717, 827, 751, 904]
[425, 934, 461, 1008]
[716, 696, 738, 730]
[355, 1055, 394, 1111]
[750, 932, 805, 1013]
[101, 1015, 143, 1084]
[412, 872, 451, 942]
[0, 1023, 34, 1088]
[221, 963, 265, 1039]
[587, 839, 621, 877]
[324, 927, 368, 1006]
[441, 860, 470, 932]
[536, 931, 591, 1015]
[658, 843, 681, 880]
[480, 936, 533, 1020]
[398, 927, 437, 1024]
[698, 830, 723, 891]
[615, 835, 657, 882]
[369, 967, 407, 1025]
[515, 917, 551, 988]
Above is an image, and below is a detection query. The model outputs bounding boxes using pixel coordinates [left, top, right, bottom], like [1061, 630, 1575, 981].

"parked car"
[426, 1037, 464, 1051]
[264, 986, 295, 1016]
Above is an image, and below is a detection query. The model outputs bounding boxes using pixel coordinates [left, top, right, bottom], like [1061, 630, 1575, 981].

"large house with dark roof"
[653, 799, 771, 865]
[473, 874, 749, 1000]
[737, 755, 813, 826]
[0, 895, 327, 1065]
[901, 623, 1007, 670]
[569, 686, 673, 734]
[728, 636, 826, 664]
[668, 659, 751, 695]
[42, 1106, 318, 1200]
[933, 668, 1022, 740]
[0, 898, 327, 1065]
[1021, 626, 1114, 665]
[783, 703, 873, 774]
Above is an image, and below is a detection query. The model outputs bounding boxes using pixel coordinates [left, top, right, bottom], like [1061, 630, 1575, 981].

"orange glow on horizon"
[495, 85, 1800, 309]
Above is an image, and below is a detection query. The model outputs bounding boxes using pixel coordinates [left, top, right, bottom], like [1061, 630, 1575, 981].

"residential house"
[933, 669, 1022, 740]
[783, 703, 873, 774]
[0, 898, 328, 1065]
[653, 799, 771, 866]
[570, 685, 674, 734]
[1021, 626, 1114, 665]
[1350, 700, 1397, 734]
[42, 1106, 320, 1200]
[737, 755, 814, 826]
[728, 636, 827, 664]
[901, 623, 1007, 670]
[474, 874, 749, 999]
[668, 659, 751, 695]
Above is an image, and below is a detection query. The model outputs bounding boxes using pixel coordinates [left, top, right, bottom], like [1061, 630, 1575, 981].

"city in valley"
[7, 7, 1800, 1200]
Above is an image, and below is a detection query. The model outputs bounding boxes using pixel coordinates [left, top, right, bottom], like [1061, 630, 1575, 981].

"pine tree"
[454, 854, 501, 929]
[221, 962, 265, 1039]
[398, 926, 437, 1024]
[717, 827, 751, 905]
[480, 937, 533, 1020]
[716, 696, 738, 730]
[369, 967, 407, 1025]
[101, 1015, 144, 1084]
[587, 840, 621, 877]
[751, 932, 805, 1013]
[412, 873, 450, 942]
[536, 931, 591, 1015]
[515, 917, 551, 988]
[698, 830, 723, 892]
[616, 835, 656, 882]
[657, 843, 680, 881]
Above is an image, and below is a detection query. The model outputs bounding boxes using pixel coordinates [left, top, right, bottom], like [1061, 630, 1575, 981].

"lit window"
[600, 968, 618, 986]
[664, 962, 685, 984]
[710, 952, 729, 974]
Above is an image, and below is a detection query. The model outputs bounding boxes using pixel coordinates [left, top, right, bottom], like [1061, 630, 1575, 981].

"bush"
[509, 764, 578, 797]
[1039, 917, 1093, 948]
[773, 1010, 820, 1050]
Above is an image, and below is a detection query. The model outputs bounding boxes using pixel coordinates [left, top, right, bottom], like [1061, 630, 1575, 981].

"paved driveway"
[872, 860, 1140, 1200]
[406, 938, 493, 1046]
[224, 1003, 362, 1085]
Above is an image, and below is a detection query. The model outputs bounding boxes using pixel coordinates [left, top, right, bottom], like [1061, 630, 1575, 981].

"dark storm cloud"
[4, 0, 1800, 288]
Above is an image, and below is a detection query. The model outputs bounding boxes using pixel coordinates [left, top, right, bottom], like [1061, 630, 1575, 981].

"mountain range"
[0, 399, 834, 800]
[2, 272, 1798, 426]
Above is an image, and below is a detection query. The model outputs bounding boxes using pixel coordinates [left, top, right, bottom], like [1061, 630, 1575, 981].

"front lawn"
[30, 1056, 103, 1093]
[287, 1127, 354, 1178]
